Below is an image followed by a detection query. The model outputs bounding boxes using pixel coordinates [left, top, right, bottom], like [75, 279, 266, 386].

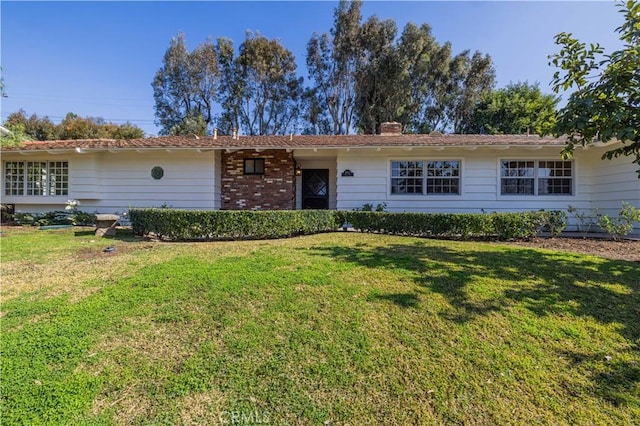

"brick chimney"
[379, 122, 402, 136]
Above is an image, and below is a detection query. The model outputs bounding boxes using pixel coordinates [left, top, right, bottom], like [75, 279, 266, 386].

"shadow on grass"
[369, 292, 420, 308]
[308, 239, 640, 406]
[74, 228, 141, 242]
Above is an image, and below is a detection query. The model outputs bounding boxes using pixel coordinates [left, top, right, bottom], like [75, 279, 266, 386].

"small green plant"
[357, 202, 387, 212]
[567, 205, 599, 238]
[14, 212, 36, 225]
[540, 210, 568, 237]
[62, 199, 94, 226]
[597, 202, 640, 240]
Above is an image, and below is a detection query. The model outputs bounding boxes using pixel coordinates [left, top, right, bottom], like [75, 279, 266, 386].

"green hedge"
[129, 209, 340, 241]
[130, 208, 557, 241]
[337, 211, 552, 240]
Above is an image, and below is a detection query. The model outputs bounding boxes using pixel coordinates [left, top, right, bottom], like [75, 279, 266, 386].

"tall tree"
[215, 37, 241, 134]
[354, 16, 405, 134]
[310, 0, 496, 135]
[549, 0, 640, 173]
[305, 0, 362, 135]
[153, 33, 192, 135]
[233, 32, 303, 135]
[464, 82, 559, 135]
[152, 33, 222, 135]
[451, 51, 495, 133]
[396, 22, 440, 133]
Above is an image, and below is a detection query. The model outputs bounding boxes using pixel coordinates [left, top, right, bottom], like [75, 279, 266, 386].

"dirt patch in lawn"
[503, 237, 640, 262]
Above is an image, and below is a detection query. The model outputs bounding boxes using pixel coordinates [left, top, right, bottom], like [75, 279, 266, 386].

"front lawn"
[1, 227, 638, 424]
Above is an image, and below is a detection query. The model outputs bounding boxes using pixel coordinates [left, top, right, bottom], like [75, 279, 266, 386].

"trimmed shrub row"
[13, 210, 95, 226]
[338, 211, 552, 240]
[129, 209, 339, 241]
[130, 208, 559, 241]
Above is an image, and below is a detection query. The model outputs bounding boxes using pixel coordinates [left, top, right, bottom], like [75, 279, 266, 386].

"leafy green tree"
[354, 15, 406, 134]
[109, 122, 145, 139]
[153, 33, 191, 134]
[308, 1, 495, 135]
[168, 112, 208, 136]
[233, 32, 303, 135]
[305, 0, 362, 134]
[4, 110, 144, 140]
[214, 37, 240, 135]
[4, 110, 59, 140]
[396, 22, 441, 133]
[0, 123, 29, 147]
[451, 51, 495, 133]
[549, 0, 640, 173]
[152, 33, 222, 135]
[464, 82, 559, 134]
[59, 113, 107, 139]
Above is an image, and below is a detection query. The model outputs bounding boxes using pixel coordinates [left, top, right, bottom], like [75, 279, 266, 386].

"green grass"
[1, 227, 639, 424]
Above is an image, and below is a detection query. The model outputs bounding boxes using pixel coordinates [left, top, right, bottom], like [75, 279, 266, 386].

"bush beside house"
[130, 208, 555, 241]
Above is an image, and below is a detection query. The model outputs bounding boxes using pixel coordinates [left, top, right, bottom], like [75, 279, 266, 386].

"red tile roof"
[1, 133, 568, 152]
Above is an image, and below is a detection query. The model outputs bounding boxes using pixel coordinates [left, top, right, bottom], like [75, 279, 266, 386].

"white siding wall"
[336, 147, 597, 230]
[2, 150, 219, 214]
[587, 148, 640, 235]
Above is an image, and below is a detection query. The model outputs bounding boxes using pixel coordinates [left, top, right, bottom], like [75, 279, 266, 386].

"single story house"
[2, 122, 639, 234]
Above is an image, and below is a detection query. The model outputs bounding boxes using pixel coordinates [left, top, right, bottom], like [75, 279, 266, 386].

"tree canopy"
[2, 110, 145, 140]
[549, 0, 640, 173]
[152, 33, 223, 136]
[303, 1, 495, 135]
[152, 32, 302, 136]
[464, 82, 559, 135]
[152, 0, 496, 136]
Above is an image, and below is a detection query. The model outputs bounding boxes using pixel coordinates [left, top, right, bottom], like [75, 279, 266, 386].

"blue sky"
[1, 1, 625, 136]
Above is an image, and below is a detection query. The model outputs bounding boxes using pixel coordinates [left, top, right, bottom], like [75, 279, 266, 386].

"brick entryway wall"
[221, 149, 295, 210]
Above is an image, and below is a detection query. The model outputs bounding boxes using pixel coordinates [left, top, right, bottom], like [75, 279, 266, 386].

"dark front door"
[302, 169, 329, 209]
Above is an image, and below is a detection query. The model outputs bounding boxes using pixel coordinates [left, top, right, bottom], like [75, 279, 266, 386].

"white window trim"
[496, 157, 576, 199]
[387, 157, 464, 200]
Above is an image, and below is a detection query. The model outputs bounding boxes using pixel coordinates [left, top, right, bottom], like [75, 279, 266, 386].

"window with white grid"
[26, 162, 47, 196]
[3, 161, 68, 196]
[4, 162, 25, 196]
[426, 161, 460, 194]
[47, 161, 69, 195]
[391, 161, 424, 194]
[391, 160, 461, 195]
[501, 160, 573, 196]
[538, 161, 572, 195]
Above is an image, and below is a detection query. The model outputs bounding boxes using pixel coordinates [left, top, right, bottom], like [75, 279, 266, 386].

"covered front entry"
[301, 169, 329, 209]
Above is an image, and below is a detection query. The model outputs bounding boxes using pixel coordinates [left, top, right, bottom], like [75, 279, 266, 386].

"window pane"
[537, 161, 572, 195]
[426, 161, 460, 194]
[244, 158, 265, 175]
[501, 160, 534, 177]
[27, 161, 47, 196]
[391, 161, 423, 194]
[255, 159, 264, 174]
[539, 178, 572, 195]
[4, 161, 25, 196]
[391, 178, 423, 194]
[501, 178, 534, 195]
[48, 161, 69, 196]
